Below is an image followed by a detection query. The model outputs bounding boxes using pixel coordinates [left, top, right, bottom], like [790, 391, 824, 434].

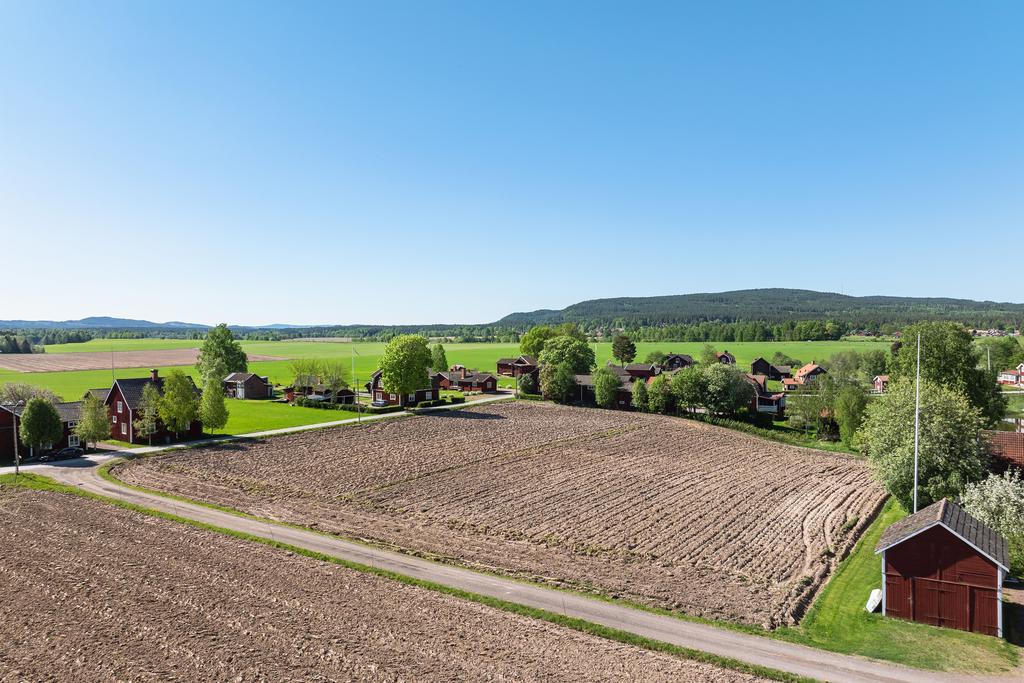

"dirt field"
[0, 348, 284, 372]
[116, 401, 887, 627]
[0, 487, 766, 682]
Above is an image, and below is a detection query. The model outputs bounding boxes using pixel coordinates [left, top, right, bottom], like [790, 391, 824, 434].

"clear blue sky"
[2, 2, 1021, 326]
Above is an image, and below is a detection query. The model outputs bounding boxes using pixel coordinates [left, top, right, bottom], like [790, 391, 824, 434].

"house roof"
[496, 358, 518, 365]
[795, 363, 824, 377]
[84, 388, 111, 402]
[224, 372, 263, 383]
[782, 377, 803, 386]
[985, 430, 1024, 469]
[875, 498, 1009, 572]
[664, 353, 694, 363]
[515, 355, 537, 365]
[2, 400, 82, 423]
[744, 374, 769, 394]
[874, 375, 890, 382]
[625, 363, 656, 372]
[112, 375, 199, 409]
[774, 365, 792, 375]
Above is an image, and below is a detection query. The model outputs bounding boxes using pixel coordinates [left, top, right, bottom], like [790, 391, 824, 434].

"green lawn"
[1006, 394, 1024, 418]
[773, 499, 1019, 672]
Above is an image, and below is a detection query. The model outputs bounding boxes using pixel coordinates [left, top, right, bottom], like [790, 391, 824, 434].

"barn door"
[885, 575, 912, 619]
[970, 586, 999, 636]
[914, 578, 971, 632]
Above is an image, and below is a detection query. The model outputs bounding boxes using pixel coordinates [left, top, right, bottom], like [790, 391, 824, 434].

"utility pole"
[913, 333, 921, 513]
[11, 401, 22, 477]
[351, 345, 360, 424]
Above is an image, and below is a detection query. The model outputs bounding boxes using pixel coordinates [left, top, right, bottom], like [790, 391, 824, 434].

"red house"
[103, 369, 203, 444]
[661, 353, 694, 371]
[366, 370, 441, 406]
[743, 374, 786, 417]
[624, 363, 659, 380]
[794, 362, 827, 383]
[432, 367, 498, 392]
[496, 355, 538, 378]
[873, 375, 890, 393]
[0, 401, 83, 460]
[875, 499, 1009, 637]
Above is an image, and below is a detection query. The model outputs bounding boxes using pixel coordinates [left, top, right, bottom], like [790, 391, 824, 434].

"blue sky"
[1, 2, 1021, 325]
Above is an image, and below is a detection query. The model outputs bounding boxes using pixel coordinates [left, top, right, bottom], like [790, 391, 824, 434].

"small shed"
[875, 499, 1009, 637]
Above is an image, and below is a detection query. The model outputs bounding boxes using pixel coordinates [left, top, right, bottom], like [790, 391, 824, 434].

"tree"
[518, 372, 537, 395]
[196, 323, 247, 379]
[592, 367, 622, 408]
[961, 470, 1024, 574]
[632, 377, 649, 412]
[700, 344, 719, 365]
[976, 337, 1024, 373]
[431, 343, 449, 372]
[319, 360, 350, 402]
[671, 366, 705, 414]
[538, 336, 595, 374]
[540, 363, 576, 404]
[699, 364, 753, 416]
[379, 335, 432, 398]
[890, 322, 1006, 426]
[770, 351, 802, 368]
[18, 397, 62, 456]
[611, 335, 637, 367]
[644, 350, 668, 366]
[646, 374, 672, 414]
[75, 393, 110, 449]
[520, 326, 557, 358]
[133, 382, 162, 446]
[860, 349, 889, 379]
[833, 383, 868, 447]
[199, 372, 229, 433]
[554, 322, 587, 342]
[158, 369, 200, 438]
[860, 379, 989, 511]
[0, 383, 60, 406]
[290, 358, 322, 389]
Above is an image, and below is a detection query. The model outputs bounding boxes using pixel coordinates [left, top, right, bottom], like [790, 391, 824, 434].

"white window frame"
[120, 423, 127, 436]
[117, 401, 123, 414]
[424, 391, 432, 400]
[67, 421, 77, 429]
[112, 415, 117, 424]
[68, 434, 80, 447]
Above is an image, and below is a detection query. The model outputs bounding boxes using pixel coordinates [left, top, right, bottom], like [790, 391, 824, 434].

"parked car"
[39, 446, 85, 462]
[371, 399, 389, 407]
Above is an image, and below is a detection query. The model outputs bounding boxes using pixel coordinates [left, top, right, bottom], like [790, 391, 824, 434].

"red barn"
[875, 499, 1009, 637]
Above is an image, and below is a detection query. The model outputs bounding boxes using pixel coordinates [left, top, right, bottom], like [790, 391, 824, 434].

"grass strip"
[0, 472, 815, 683]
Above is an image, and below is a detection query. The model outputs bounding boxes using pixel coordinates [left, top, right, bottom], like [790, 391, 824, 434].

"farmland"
[114, 401, 886, 627]
[0, 347, 283, 372]
[0, 485, 765, 683]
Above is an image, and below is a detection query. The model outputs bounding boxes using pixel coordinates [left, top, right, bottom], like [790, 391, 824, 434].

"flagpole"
[913, 332, 921, 513]
[352, 344, 360, 424]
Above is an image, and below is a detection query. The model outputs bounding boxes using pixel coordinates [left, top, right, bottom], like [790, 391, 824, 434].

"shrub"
[961, 470, 1024, 574]
[519, 393, 545, 401]
[449, 395, 466, 404]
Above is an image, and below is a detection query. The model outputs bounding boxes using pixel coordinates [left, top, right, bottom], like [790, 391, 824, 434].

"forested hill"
[495, 289, 1024, 329]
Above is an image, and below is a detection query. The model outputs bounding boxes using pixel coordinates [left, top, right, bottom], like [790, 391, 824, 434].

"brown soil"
[116, 401, 887, 627]
[0, 349, 283, 373]
[0, 487, 765, 682]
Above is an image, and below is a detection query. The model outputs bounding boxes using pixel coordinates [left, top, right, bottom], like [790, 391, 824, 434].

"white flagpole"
[913, 332, 921, 513]
[352, 345, 360, 424]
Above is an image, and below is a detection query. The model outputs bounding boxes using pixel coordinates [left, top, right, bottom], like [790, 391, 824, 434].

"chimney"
[151, 369, 159, 382]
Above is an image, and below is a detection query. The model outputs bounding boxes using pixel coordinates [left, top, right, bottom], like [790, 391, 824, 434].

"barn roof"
[84, 388, 111, 402]
[985, 430, 1024, 470]
[224, 372, 260, 382]
[875, 499, 1009, 572]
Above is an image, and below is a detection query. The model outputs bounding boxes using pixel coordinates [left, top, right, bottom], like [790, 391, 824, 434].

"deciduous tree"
[199, 372, 229, 433]
[133, 383, 162, 445]
[158, 370, 200, 438]
[379, 335, 432, 397]
[833, 383, 868, 447]
[430, 344, 449, 372]
[319, 360, 350, 402]
[961, 470, 1024, 573]
[540, 363, 576, 404]
[75, 393, 110, 449]
[520, 326, 557, 358]
[611, 335, 636, 367]
[644, 350, 668, 366]
[699, 364, 753, 416]
[646, 374, 672, 414]
[592, 367, 622, 408]
[671, 366, 705, 414]
[538, 336, 595, 375]
[0, 383, 60, 406]
[18, 397, 62, 456]
[632, 376, 649, 412]
[290, 358, 322, 389]
[196, 323, 247, 378]
[860, 378, 988, 511]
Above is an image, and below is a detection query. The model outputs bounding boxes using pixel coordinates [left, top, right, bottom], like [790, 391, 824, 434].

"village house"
[743, 374, 786, 417]
[496, 355, 538, 377]
[223, 372, 273, 400]
[997, 363, 1024, 386]
[782, 377, 803, 392]
[366, 369, 442, 406]
[432, 367, 499, 393]
[573, 374, 634, 410]
[794, 362, 827, 384]
[715, 351, 737, 365]
[873, 375, 890, 393]
[661, 353, 695, 371]
[0, 400, 83, 459]
[101, 369, 203, 444]
[750, 357, 792, 380]
[624, 363, 659, 380]
[875, 499, 1008, 637]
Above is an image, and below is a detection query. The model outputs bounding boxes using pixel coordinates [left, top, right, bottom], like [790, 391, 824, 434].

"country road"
[32, 462, 1018, 683]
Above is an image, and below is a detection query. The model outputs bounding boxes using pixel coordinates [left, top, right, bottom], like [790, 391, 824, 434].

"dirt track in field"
[0, 348, 284, 372]
[0, 487, 766, 682]
[116, 401, 887, 628]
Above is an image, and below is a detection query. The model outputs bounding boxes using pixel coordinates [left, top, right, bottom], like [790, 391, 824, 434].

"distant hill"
[495, 289, 1024, 327]
[0, 317, 210, 330]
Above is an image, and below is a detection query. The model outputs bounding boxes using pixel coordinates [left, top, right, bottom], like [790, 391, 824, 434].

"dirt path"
[38, 463, 1017, 683]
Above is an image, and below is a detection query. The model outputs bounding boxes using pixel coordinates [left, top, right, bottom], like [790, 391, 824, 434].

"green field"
[773, 500, 1019, 672]
[20, 339, 894, 402]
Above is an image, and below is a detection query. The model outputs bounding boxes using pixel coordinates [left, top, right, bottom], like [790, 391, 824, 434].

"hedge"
[519, 393, 545, 401]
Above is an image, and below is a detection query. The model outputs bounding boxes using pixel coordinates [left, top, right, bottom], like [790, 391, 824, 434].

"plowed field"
[0, 487, 766, 682]
[115, 401, 887, 627]
[0, 348, 284, 372]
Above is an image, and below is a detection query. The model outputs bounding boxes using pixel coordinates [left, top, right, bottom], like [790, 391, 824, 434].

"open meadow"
[0, 484, 766, 682]
[114, 401, 887, 628]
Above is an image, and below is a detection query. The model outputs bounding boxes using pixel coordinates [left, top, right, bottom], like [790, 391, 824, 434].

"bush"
[449, 395, 466, 404]
[961, 470, 1024, 574]
[413, 399, 449, 409]
[295, 398, 363, 411]
[519, 393, 545, 401]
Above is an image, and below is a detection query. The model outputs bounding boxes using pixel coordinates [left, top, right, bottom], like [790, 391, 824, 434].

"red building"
[875, 499, 1008, 637]
[223, 372, 273, 399]
[103, 369, 202, 444]
[624, 363, 658, 380]
[873, 375, 890, 393]
[743, 374, 786, 417]
[366, 370, 442, 406]
[432, 367, 498, 392]
[0, 401, 83, 460]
